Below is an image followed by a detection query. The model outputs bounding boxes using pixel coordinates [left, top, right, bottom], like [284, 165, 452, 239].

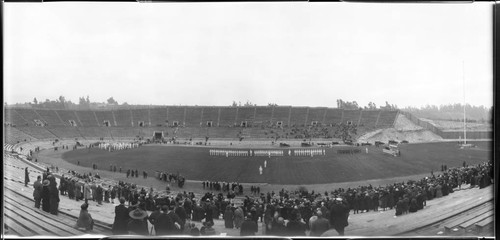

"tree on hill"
[107, 97, 118, 105]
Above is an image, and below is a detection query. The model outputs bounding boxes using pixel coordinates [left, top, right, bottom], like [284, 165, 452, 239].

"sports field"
[62, 141, 491, 185]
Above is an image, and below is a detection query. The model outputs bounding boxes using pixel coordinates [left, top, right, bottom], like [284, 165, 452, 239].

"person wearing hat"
[41, 179, 51, 213]
[127, 208, 149, 235]
[328, 198, 349, 236]
[83, 180, 92, 204]
[48, 176, 60, 215]
[75, 203, 94, 231]
[112, 197, 130, 235]
[310, 210, 330, 236]
[233, 205, 244, 229]
[240, 213, 258, 236]
[24, 167, 30, 187]
[285, 209, 306, 236]
[33, 176, 43, 209]
[154, 205, 176, 236]
[223, 205, 234, 229]
[200, 220, 216, 236]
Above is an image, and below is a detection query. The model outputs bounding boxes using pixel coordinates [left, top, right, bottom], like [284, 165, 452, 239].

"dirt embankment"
[358, 114, 442, 143]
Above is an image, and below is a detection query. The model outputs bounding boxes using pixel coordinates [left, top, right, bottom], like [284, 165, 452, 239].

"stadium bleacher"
[149, 108, 168, 127]
[254, 106, 273, 126]
[95, 110, 116, 127]
[272, 106, 291, 126]
[74, 110, 99, 127]
[184, 107, 203, 127]
[35, 109, 66, 126]
[167, 106, 185, 126]
[131, 108, 150, 126]
[218, 107, 237, 127]
[56, 110, 80, 126]
[235, 107, 255, 126]
[342, 110, 362, 125]
[4, 109, 29, 126]
[200, 107, 219, 127]
[15, 109, 42, 126]
[4, 126, 37, 144]
[16, 126, 57, 140]
[359, 110, 380, 127]
[307, 108, 327, 125]
[289, 107, 308, 126]
[325, 108, 343, 125]
[113, 109, 133, 127]
[377, 110, 399, 127]
[46, 126, 83, 139]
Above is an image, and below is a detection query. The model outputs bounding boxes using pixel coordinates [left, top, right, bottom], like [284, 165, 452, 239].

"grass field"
[61, 141, 491, 185]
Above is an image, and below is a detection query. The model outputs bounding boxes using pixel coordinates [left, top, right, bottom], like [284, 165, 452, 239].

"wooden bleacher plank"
[3, 207, 55, 236]
[443, 202, 493, 232]
[3, 217, 35, 236]
[474, 215, 494, 234]
[458, 211, 494, 229]
[4, 200, 80, 236]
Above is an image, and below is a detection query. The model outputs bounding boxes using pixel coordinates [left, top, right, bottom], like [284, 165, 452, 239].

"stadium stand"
[95, 110, 116, 127]
[235, 107, 255, 126]
[35, 109, 66, 126]
[272, 106, 291, 126]
[131, 108, 150, 126]
[218, 107, 238, 127]
[324, 108, 343, 125]
[46, 126, 83, 139]
[4, 109, 29, 126]
[184, 107, 203, 127]
[200, 107, 220, 127]
[306, 107, 327, 125]
[77, 126, 112, 139]
[342, 110, 362, 125]
[377, 110, 399, 127]
[167, 106, 185, 126]
[113, 109, 133, 127]
[289, 107, 308, 126]
[74, 110, 99, 127]
[16, 126, 58, 140]
[149, 108, 168, 127]
[4, 126, 37, 144]
[108, 127, 141, 139]
[15, 109, 43, 126]
[254, 106, 273, 126]
[359, 110, 380, 127]
[56, 110, 81, 126]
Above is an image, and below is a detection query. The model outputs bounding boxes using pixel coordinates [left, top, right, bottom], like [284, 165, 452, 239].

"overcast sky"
[4, 2, 493, 108]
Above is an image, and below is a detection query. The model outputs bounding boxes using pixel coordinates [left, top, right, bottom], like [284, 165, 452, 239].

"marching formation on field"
[97, 141, 141, 152]
[209, 149, 326, 157]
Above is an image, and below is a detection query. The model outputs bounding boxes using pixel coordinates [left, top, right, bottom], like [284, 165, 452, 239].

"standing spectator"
[24, 167, 30, 187]
[234, 205, 244, 229]
[329, 198, 349, 236]
[127, 208, 149, 235]
[41, 180, 51, 213]
[240, 213, 258, 236]
[224, 205, 234, 229]
[83, 181, 92, 204]
[155, 205, 176, 236]
[33, 176, 43, 209]
[285, 210, 306, 236]
[112, 197, 130, 235]
[310, 210, 330, 236]
[48, 176, 60, 215]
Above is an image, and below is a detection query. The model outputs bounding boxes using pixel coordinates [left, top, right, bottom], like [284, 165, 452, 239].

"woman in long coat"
[223, 206, 234, 228]
[84, 181, 92, 203]
[233, 206, 244, 229]
[49, 177, 60, 215]
[41, 180, 51, 212]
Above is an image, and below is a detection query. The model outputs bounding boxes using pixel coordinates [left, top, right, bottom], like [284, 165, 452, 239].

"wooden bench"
[474, 215, 494, 234]
[443, 201, 492, 233]
[458, 211, 494, 231]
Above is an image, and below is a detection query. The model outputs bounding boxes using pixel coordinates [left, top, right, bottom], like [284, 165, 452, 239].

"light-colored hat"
[129, 208, 148, 219]
[42, 180, 50, 186]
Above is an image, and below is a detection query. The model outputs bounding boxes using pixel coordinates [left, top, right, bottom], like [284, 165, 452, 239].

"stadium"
[3, 105, 494, 237]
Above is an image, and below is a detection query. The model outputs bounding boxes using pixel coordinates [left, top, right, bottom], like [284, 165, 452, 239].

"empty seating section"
[342, 110, 361, 125]
[55, 110, 80, 126]
[108, 127, 140, 139]
[46, 126, 82, 139]
[131, 108, 150, 126]
[206, 127, 240, 139]
[254, 107, 273, 126]
[289, 107, 308, 126]
[176, 127, 205, 139]
[16, 126, 57, 140]
[325, 109, 343, 125]
[35, 109, 65, 126]
[4, 109, 28, 126]
[15, 109, 41, 126]
[113, 109, 133, 127]
[75, 111, 99, 126]
[218, 107, 237, 127]
[359, 110, 380, 127]
[236, 107, 255, 124]
[167, 107, 185, 125]
[149, 108, 168, 126]
[4, 126, 36, 143]
[201, 107, 219, 126]
[307, 108, 327, 125]
[95, 110, 115, 126]
[184, 107, 203, 127]
[77, 126, 111, 139]
[272, 107, 291, 125]
[377, 110, 399, 127]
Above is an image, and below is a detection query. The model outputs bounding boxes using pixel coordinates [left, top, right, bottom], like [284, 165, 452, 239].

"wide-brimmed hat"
[129, 208, 148, 219]
[42, 180, 50, 186]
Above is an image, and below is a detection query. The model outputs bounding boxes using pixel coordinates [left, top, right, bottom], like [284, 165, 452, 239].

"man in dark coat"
[310, 210, 330, 236]
[329, 198, 349, 236]
[285, 209, 306, 236]
[112, 197, 130, 235]
[155, 205, 176, 235]
[33, 176, 43, 208]
[41, 180, 51, 212]
[240, 213, 258, 236]
[224, 205, 234, 228]
[48, 176, 60, 215]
